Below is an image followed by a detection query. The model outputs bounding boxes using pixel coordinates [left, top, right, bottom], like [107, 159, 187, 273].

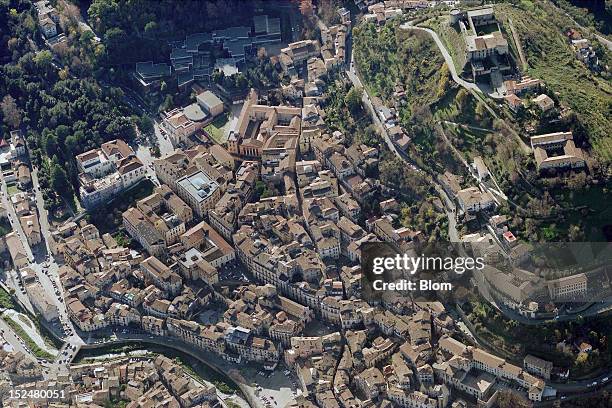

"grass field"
[6, 184, 20, 196]
[204, 113, 229, 144]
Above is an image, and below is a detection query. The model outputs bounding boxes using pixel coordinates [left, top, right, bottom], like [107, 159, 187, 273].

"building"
[175, 171, 221, 218]
[19, 214, 41, 246]
[355, 367, 386, 399]
[228, 89, 301, 158]
[523, 355, 552, 380]
[77, 140, 145, 209]
[196, 91, 224, 118]
[35, 1, 60, 39]
[5, 232, 29, 269]
[162, 104, 208, 147]
[123, 208, 166, 258]
[456, 187, 495, 214]
[547, 273, 587, 300]
[26, 283, 58, 321]
[530, 132, 585, 172]
[132, 62, 171, 94]
[533, 94, 554, 112]
[141, 256, 183, 296]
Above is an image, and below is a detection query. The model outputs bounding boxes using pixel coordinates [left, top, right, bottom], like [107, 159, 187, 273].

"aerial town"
[0, 0, 610, 408]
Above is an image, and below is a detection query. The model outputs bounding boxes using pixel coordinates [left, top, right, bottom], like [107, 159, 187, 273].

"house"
[175, 171, 222, 218]
[355, 367, 386, 399]
[533, 94, 554, 112]
[505, 94, 523, 113]
[39, 17, 57, 38]
[77, 140, 145, 209]
[338, 7, 351, 24]
[456, 187, 495, 214]
[5, 232, 29, 269]
[16, 163, 31, 188]
[523, 355, 552, 380]
[19, 214, 41, 246]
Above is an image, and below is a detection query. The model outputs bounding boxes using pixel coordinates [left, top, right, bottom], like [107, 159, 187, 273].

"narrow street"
[0, 316, 36, 359]
[0, 175, 34, 262]
[346, 52, 460, 242]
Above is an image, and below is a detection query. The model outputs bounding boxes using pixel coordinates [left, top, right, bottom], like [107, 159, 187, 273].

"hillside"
[353, 21, 446, 114]
[496, 2, 612, 166]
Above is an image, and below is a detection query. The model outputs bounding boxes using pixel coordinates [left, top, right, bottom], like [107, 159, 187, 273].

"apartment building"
[140, 256, 183, 296]
[76, 140, 145, 209]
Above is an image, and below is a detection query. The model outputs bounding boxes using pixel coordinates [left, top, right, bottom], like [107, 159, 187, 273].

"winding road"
[399, 23, 481, 94]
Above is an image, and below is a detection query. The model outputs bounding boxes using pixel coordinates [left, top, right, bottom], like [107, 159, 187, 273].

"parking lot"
[235, 365, 299, 408]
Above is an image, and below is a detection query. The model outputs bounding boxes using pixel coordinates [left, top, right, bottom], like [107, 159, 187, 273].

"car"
[602, 377, 609, 382]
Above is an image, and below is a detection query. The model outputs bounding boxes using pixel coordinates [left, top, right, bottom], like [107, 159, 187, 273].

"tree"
[33, 50, 53, 71]
[51, 163, 70, 197]
[345, 86, 363, 113]
[1, 95, 21, 129]
[455, 88, 469, 107]
[144, 21, 158, 35]
[137, 115, 154, 134]
[298, 0, 314, 16]
[436, 63, 450, 98]
[257, 47, 267, 61]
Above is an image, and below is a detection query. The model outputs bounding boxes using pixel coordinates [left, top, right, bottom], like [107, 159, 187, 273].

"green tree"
[144, 21, 158, 35]
[51, 163, 70, 197]
[345, 86, 363, 113]
[33, 50, 53, 71]
[138, 115, 154, 134]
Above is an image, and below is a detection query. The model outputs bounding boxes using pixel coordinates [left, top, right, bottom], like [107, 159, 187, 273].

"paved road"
[399, 23, 480, 92]
[347, 52, 460, 241]
[2, 309, 57, 355]
[0, 315, 36, 359]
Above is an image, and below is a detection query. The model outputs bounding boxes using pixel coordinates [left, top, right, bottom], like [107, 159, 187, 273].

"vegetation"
[2, 314, 55, 360]
[204, 113, 229, 144]
[0, 217, 12, 237]
[321, 76, 378, 147]
[87, 0, 255, 66]
[561, 391, 612, 408]
[496, 2, 612, 164]
[551, 0, 612, 36]
[113, 232, 131, 247]
[0, 287, 15, 309]
[0, 2, 137, 209]
[213, 380, 236, 394]
[463, 299, 612, 378]
[354, 22, 446, 109]
[88, 179, 155, 233]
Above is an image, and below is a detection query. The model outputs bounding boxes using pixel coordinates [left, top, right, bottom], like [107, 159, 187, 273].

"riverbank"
[75, 342, 251, 408]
